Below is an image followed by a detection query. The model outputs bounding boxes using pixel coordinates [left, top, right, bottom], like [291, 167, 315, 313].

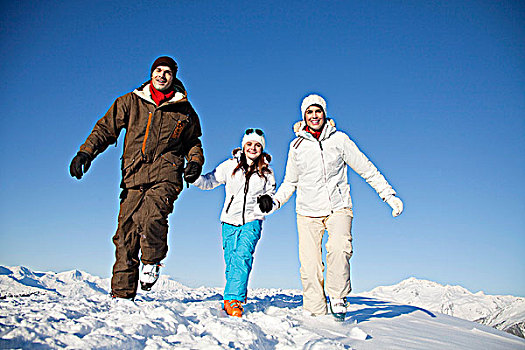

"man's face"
[305, 105, 325, 131]
[151, 65, 173, 91]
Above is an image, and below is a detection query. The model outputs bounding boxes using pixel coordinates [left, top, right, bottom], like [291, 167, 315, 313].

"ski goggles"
[245, 128, 264, 136]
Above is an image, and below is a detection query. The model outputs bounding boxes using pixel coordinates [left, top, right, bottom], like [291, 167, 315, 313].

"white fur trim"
[293, 119, 335, 133]
[293, 121, 303, 133]
[133, 83, 186, 105]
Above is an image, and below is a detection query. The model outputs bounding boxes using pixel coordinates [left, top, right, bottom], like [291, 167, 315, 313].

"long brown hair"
[231, 148, 272, 178]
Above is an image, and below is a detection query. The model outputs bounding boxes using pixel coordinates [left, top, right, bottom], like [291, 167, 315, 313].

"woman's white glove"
[386, 196, 403, 217]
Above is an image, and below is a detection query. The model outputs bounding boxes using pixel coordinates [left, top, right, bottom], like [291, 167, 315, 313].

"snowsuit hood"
[133, 78, 186, 105]
[293, 119, 337, 142]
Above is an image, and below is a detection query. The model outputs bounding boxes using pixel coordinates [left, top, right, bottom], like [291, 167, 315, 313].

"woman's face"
[244, 141, 263, 162]
[305, 105, 325, 131]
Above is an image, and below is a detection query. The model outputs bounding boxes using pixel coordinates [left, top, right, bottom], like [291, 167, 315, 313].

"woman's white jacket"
[274, 119, 396, 217]
[193, 151, 276, 226]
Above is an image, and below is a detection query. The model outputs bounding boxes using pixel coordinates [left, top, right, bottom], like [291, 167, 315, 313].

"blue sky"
[1, 1, 524, 296]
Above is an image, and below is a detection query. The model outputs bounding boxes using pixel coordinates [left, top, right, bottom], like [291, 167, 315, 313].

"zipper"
[152, 109, 163, 160]
[225, 195, 235, 213]
[242, 171, 253, 225]
[136, 86, 190, 159]
[141, 111, 153, 160]
[318, 141, 333, 211]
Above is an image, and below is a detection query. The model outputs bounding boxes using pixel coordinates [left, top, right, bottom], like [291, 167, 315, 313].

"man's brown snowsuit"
[77, 80, 204, 298]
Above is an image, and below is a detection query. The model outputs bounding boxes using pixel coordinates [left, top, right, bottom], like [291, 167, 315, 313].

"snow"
[1, 266, 524, 349]
[362, 276, 525, 338]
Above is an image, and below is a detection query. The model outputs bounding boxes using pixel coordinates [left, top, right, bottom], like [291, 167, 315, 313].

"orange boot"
[224, 300, 243, 317]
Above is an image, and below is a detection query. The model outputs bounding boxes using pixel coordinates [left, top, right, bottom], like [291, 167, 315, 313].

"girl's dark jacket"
[78, 79, 204, 190]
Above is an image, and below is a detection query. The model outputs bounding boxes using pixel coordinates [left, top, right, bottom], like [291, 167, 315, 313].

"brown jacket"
[79, 81, 204, 189]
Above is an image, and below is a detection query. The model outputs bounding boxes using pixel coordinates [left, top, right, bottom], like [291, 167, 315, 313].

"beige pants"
[297, 208, 353, 315]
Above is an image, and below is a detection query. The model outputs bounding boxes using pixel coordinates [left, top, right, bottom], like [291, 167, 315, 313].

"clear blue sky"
[1, 1, 524, 296]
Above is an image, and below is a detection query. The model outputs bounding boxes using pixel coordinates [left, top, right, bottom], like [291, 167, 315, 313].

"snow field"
[1, 267, 524, 349]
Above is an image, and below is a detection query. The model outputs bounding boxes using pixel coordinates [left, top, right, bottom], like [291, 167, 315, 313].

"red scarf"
[150, 84, 175, 106]
[306, 126, 322, 140]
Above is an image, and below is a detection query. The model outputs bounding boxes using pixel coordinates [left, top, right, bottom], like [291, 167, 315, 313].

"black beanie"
[150, 56, 178, 76]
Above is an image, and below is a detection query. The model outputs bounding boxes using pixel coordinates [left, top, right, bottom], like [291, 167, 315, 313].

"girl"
[193, 128, 275, 317]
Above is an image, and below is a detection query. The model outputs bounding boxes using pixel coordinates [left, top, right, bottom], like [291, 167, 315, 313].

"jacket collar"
[133, 82, 187, 106]
[294, 119, 337, 141]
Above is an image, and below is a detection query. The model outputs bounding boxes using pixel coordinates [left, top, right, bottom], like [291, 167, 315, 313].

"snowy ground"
[363, 277, 525, 338]
[1, 266, 524, 349]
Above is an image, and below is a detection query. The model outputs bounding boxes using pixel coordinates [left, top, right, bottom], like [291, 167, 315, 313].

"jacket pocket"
[336, 183, 352, 209]
[160, 152, 184, 185]
[167, 113, 189, 141]
[225, 195, 235, 213]
[121, 157, 137, 177]
[161, 152, 183, 167]
[122, 157, 135, 171]
[336, 184, 345, 203]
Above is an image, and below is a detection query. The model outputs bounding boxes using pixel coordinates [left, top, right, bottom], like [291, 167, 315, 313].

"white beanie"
[300, 94, 327, 118]
[242, 128, 266, 150]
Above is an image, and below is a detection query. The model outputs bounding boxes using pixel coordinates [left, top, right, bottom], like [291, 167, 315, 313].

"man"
[69, 56, 204, 300]
[260, 94, 403, 321]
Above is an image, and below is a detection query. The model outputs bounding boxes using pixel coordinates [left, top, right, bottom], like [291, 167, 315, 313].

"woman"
[268, 94, 403, 321]
[193, 128, 275, 317]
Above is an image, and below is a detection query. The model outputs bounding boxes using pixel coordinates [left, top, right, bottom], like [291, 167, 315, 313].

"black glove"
[257, 194, 274, 213]
[69, 151, 92, 180]
[183, 161, 202, 184]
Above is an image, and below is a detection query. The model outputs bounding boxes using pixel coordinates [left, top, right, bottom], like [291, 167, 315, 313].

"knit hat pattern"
[242, 131, 266, 150]
[151, 56, 178, 76]
[300, 94, 327, 118]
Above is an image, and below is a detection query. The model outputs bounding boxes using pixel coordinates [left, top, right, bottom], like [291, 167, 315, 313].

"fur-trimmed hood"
[293, 118, 337, 141]
[133, 78, 187, 106]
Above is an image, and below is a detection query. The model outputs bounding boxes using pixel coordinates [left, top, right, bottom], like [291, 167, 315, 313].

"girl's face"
[243, 141, 263, 162]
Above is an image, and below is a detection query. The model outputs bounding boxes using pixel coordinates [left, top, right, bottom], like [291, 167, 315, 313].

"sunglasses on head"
[245, 128, 264, 136]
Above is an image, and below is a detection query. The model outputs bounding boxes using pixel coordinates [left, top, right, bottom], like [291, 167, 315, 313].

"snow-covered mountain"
[1, 265, 524, 349]
[0, 265, 110, 298]
[362, 277, 525, 338]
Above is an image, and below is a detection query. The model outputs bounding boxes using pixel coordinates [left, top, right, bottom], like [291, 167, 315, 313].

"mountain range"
[362, 276, 525, 338]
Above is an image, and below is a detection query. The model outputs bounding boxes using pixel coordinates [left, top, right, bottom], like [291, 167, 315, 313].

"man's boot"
[140, 263, 162, 291]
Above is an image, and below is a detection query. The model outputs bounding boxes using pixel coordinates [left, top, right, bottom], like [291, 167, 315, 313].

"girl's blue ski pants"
[221, 220, 262, 301]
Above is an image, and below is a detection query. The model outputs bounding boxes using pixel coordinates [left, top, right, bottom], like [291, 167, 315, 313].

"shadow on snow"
[174, 292, 435, 323]
[246, 294, 435, 322]
[347, 296, 436, 323]
[247, 293, 304, 313]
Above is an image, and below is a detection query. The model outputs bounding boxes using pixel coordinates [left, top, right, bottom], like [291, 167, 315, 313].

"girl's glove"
[257, 195, 274, 213]
[386, 196, 403, 217]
